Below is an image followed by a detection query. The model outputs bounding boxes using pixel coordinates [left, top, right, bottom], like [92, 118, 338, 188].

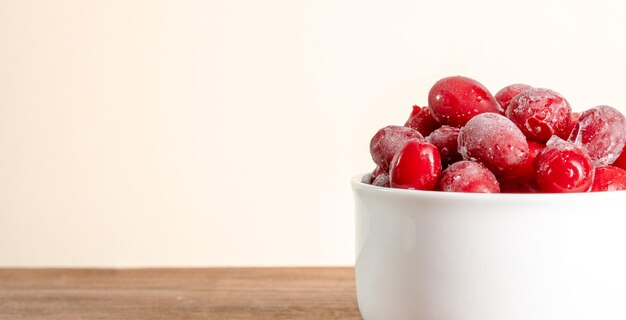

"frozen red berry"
[535, 137, 594, 193]
[458, 113, 529, 175]
[371, 166, 385, 180]
[408, 104, 421, 118]
[497, 141, 544, 192]
[591, 166, 626, 192]
[427, 126, 462, 168]
[494, 84, 532, 113]
[506, 88, 572, 143]
[404, 105, 441, 136]
[561, 112, 580, 139]
[370, 125, 423, 171]
[390, 139, 441, 190]
[438, 161, 500, 193]
[568, 105, 626, 166]
[428, 76, 501, 127]
[506, 141, 545, 178]
[613, 147, 626, 170]
[498, 176, 540, 193]
[372, 173, 390, 187]
[363, 166, 385, 184]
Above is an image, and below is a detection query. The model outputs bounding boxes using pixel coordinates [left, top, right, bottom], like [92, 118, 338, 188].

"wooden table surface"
[0, 268, 362, 320]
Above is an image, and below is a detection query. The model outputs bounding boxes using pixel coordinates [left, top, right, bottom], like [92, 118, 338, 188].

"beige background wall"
[1, 0, 625, 266]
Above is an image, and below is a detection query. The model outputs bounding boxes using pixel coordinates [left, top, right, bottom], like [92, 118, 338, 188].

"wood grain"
[0, 268, 362, 320]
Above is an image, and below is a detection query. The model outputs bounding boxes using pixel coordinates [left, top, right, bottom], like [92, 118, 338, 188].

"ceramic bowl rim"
[352, 173, 626, 202]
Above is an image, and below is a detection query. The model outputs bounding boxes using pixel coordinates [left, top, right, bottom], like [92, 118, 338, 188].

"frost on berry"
[370, 125, 423, 170]
[372, 173, 390, 187]
[427, 126, 462, 168]
[458, 113, 529, 175]
[613, 146, 626, 170]
[404, 105, 441, 136]
[495, 84, 532, 113]
[568, 105, 626, 166]
[591, 166, 626, 192]
[363, 166, 385, 184]
[506, 88, 572, 143]
[438, 160, 500, 193]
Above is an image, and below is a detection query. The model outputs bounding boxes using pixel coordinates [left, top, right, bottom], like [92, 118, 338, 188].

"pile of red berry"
[366, 76, 626, 193]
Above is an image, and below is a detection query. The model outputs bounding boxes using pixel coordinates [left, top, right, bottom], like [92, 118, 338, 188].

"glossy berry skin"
[494, 84, 532, 114]
[568, 105, 626, 166]
[535, 137, 594, 193]
[439, 161, 500, 193]
[506, 88, 572, 143]
[372, 173, 390, 187]
[390, 139, 441, 190]
[428, 76, 501, 127]
[370, 125, 423, 171]
[614, 147, 626, 170]
[591, 166, 626, 192]
[458, 113, 529, 175]
[404, 105, 441, 136]
[427, 126, 462, 168]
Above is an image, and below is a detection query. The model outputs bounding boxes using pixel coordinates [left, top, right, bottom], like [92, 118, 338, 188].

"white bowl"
[352, 174, 626, 320]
